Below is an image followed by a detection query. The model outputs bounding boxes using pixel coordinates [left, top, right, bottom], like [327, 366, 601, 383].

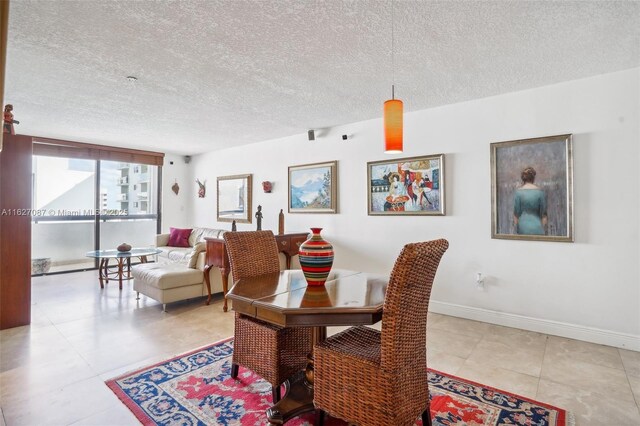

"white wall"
[161, 153, 192, 232]
[166, 68, 640, 350]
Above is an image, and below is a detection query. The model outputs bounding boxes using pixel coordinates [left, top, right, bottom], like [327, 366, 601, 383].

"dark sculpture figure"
[278, 209, 284, 235]
[255, 205, 263, 230]
[231, 220, 237, 231]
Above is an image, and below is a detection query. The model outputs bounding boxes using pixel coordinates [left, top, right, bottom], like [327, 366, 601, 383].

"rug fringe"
[566, 411, 576, 426]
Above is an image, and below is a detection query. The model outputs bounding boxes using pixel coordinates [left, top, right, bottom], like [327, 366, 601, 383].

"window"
[31, 156, 161, 273]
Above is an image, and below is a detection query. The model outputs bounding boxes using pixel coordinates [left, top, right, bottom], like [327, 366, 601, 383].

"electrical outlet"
[476, 272, 485, 290]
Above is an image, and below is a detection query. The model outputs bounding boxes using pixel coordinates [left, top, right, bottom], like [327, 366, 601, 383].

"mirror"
[217, 174, 252, 223]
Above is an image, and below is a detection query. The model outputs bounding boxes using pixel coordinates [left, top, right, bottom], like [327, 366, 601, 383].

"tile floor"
[0, 270, 639, 425]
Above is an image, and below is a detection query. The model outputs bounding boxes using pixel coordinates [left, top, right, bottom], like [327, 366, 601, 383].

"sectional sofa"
[132, 227, 227, 311]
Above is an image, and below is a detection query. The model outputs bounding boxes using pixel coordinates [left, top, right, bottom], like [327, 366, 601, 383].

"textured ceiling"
[5, 0, 639, 155]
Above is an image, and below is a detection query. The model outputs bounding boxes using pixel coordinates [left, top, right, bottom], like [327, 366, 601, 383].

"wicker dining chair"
[313, 239, 449, 426]
[223, 230, 314, 403]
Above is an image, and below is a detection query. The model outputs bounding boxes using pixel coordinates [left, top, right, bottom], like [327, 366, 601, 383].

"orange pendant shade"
[384, 98, 403, 153]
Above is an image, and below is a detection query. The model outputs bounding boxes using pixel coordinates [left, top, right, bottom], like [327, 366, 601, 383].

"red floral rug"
[106, 338, 573, 425]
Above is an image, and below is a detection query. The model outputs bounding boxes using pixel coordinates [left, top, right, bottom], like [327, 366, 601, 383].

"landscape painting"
[367, 154, 445, 216]
[288, 161, 337, 213]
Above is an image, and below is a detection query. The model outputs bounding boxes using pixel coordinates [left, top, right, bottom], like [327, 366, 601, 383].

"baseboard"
[429, 300, 640, 352]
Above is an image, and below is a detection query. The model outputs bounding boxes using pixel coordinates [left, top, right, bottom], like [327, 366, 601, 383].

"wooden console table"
[204, 232, 308, 311]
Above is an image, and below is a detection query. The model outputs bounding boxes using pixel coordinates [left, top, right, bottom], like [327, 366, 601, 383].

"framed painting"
[491, 134, 573, 242]
[288, 161, 337, 213]
[367, 154, 445, 216]
[217, 174, 252, 223]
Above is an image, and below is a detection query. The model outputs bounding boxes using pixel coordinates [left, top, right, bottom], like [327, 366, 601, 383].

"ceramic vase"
[298, 228, 334, 286]
[31, 258, 51, 275]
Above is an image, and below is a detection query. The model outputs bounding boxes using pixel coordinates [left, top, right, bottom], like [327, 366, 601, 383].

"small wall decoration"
[262, 181, 272, 193]
[491, 134, 573, 242]
[288, 161, 337, 213]
[367, 154, 445, 215]
[171, 180, 180, 195]
[196, 179, 206, 198]
[217, 174, 252, 223]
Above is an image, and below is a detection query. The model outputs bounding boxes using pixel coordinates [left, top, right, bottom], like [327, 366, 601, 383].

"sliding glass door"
[99, 161, 158, 252]
[31, 156, 160, 275]
[32, 156, 97, 273]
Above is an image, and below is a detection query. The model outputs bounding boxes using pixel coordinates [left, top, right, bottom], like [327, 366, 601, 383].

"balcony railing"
[32, 214, 158, 274]
[117, 194, 128, 202]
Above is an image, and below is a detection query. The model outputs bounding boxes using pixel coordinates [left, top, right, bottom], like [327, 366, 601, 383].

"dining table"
[226, 268, 389, 425]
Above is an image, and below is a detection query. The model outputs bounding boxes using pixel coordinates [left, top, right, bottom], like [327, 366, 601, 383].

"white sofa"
[132, 227, 227, 311]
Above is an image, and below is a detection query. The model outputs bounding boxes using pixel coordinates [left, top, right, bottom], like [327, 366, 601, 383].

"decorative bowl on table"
[117, 243, 132, 252]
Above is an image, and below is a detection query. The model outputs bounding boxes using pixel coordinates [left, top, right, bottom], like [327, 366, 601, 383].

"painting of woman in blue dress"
[513, 167, 547, 235]
[491, 134, 573, 242]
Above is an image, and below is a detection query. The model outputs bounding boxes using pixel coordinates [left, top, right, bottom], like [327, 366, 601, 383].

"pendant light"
[384, 0, 403, 154]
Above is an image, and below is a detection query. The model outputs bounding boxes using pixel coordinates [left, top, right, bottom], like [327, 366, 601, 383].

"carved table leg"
[98, 259, 106, 289]
[266, 326, 326, 425]
[103, 258, 110, 284]
[283, 252, 292, 270]
[203, 264, 213, 306]
[220, 266, 229, 312]
[117, 258, 124, 290]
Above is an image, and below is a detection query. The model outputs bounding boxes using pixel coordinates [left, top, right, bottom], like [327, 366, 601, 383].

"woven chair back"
[223, 230, 280, 280]
[380, 239, 449, 371]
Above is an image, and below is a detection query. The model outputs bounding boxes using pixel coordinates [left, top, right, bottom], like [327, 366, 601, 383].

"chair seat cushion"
[316, 326, 381, 366]
[132, 263, 203, 290]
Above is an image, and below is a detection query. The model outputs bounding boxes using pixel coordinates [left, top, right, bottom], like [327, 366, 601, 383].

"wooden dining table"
[226, 268, 389, 425]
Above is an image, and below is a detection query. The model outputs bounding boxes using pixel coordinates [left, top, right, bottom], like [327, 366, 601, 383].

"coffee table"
[86, 248, 162, 289]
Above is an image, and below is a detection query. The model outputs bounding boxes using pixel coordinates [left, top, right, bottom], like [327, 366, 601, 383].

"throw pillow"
[168, 227, 192, 247]
[188, 241, 207, 268]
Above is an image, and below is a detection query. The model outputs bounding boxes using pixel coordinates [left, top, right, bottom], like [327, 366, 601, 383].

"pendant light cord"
[391, 0, 395, 100]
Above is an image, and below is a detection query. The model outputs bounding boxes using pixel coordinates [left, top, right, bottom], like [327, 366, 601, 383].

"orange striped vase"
[298, 228, 334, 286]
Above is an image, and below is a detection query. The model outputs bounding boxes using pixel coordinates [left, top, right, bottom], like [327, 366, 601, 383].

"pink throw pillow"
[168, 227, 192, 247]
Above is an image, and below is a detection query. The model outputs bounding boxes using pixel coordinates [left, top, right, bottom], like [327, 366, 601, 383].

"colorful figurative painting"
[491, 134, 573, 242]
[288, 161, 337, 213]
[367, 154, 445, 216]
[217, 174, 252, 223]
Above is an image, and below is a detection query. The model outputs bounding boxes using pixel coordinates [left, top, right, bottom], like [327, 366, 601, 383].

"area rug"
[106, 338, 573, 426]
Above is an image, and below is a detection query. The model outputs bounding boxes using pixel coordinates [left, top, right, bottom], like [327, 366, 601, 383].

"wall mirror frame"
[217, 174, 252, 223]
